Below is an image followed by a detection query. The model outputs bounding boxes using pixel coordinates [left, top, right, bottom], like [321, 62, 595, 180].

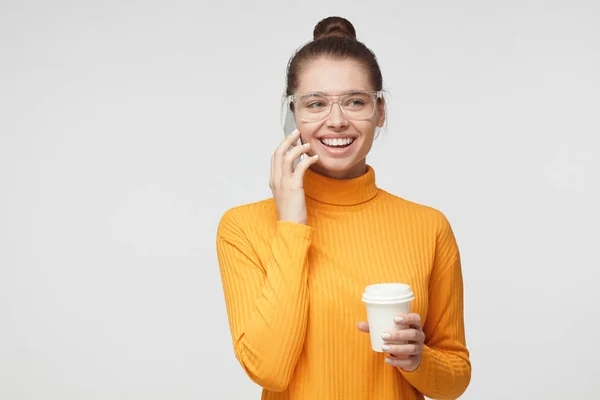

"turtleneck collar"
[303, 164, 379, 206]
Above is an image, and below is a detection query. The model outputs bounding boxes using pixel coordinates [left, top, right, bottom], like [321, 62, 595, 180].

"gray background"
[1, 0, 599, 399]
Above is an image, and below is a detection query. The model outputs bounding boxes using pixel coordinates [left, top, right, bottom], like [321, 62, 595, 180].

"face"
[293, 57, 385, 179]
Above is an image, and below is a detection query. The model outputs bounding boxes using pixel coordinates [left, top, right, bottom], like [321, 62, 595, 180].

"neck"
[309, 159, 368, 180]
[303, 163, 378, 206]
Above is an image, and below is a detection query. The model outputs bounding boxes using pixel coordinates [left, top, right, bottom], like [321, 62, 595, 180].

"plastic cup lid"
[361, 283, 415, 304]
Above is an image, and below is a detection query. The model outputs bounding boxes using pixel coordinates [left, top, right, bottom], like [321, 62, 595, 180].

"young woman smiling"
[216, 16, 471, 400]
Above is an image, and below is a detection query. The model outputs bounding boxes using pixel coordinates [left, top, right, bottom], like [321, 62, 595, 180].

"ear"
[376, 96, 386, 128]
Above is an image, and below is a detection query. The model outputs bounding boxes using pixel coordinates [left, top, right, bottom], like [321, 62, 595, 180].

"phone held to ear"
[282, 100, 306, 171]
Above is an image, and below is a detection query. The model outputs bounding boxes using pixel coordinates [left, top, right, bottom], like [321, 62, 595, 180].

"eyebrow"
[300, 90, 370, 97]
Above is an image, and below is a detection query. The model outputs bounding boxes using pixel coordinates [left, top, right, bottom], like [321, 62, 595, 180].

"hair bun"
[313, 16, 357, 41]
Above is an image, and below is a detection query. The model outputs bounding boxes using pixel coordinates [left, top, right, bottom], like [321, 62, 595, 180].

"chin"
[313, 156, 366, 177]
[319, 158, 356, 171]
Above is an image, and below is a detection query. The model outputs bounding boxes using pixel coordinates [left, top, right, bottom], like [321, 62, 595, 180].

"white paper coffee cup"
[361, 283, 415, 352]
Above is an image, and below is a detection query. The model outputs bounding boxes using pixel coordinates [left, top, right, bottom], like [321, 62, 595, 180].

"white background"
[1, 0, 599, 399]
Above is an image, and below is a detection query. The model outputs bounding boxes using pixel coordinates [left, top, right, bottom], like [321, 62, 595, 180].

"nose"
[325, 101, 349, 129]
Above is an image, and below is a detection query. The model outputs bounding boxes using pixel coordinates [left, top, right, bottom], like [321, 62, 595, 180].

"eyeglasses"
[286, 90, 384, 123]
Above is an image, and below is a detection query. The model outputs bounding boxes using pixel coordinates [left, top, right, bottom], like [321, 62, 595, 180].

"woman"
[216, 16, 471, 399]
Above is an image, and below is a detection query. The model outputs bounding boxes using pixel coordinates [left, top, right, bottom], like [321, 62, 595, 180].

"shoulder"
[378, 190, 459, 262]
[217, 197, 277, 239]
[376, 189, 452, 231]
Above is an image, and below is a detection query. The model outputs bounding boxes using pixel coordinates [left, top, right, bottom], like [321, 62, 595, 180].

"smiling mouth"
[319, 137, 355, 148]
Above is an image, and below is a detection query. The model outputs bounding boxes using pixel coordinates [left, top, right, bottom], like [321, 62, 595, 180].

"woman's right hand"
[270, 129, 319, 225]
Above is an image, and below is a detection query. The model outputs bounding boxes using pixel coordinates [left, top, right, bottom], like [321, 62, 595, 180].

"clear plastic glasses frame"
[284, 90, 384, 123]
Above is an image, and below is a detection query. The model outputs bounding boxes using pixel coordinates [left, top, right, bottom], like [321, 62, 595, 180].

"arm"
[216, 211, 313, 392]
[400, 216, 472, 399]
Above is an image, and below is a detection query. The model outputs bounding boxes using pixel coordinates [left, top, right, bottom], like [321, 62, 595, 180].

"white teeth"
[321, 138, 354, 147]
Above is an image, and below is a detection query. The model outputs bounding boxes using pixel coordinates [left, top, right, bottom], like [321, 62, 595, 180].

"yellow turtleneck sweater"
[216, 165, 471, 399]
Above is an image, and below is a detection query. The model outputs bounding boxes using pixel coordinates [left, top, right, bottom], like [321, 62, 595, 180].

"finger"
[278, 128, 301, 152]
[273, 129, 301, 186]
[394, 313, 422, 329]
[291, 154, 319, 184]
[382, 328, 425, 344]
[356, 321, 369, 333]
[385, 355, 416, 368]
[381, 343, 423, 356]
[283, 142, 311, 177]
[269, 153, 275, 190]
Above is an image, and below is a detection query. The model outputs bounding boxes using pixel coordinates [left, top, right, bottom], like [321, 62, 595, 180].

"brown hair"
[285, 16, 383, 95]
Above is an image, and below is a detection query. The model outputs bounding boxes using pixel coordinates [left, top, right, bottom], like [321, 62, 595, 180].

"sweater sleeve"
[400, 215, 472, 400]
[216, 211, 313, 392]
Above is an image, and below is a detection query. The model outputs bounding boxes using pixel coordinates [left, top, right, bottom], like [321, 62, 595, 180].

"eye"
[346, 99, 366, 108]
[307, 101, 327, 109]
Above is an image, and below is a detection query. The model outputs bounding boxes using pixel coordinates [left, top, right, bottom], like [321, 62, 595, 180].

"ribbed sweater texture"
[216, 165, 471, 399]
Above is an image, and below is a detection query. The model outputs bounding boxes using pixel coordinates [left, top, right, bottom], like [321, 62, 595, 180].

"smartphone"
[282, 98, 306, 171]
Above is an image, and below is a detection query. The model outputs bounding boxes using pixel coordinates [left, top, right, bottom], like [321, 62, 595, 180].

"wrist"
[279, 218, 307, 225]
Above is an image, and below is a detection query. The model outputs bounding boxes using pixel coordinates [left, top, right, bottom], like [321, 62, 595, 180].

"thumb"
[356, 321, 370, 333]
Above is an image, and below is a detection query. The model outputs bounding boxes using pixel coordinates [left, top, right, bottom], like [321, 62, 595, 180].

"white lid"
[361, 283, 415, 304]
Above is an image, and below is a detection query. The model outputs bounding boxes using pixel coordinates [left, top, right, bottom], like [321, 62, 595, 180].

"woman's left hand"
[357, 313, 425, 372]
